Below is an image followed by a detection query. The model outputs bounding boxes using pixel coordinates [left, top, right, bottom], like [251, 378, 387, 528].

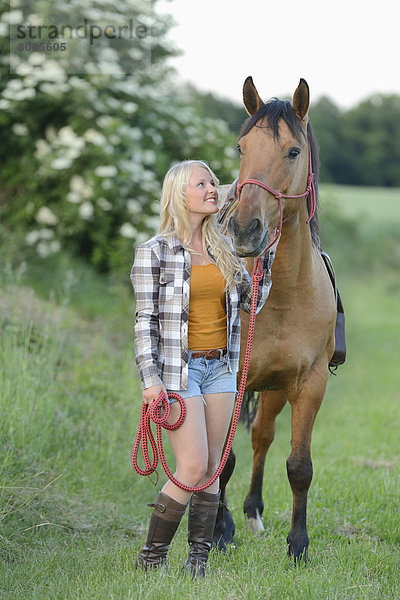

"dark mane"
[237, 99, 321, 248]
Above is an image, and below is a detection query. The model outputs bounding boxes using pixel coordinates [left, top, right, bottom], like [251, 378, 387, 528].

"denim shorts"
[167, 350, 237, 403]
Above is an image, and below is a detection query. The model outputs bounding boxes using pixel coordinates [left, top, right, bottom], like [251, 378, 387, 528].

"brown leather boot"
[135, 492, 187, 571]
[184, 490, 220, 578]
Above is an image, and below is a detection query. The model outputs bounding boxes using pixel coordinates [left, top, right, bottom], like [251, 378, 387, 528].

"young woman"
[131, 160, 275, 577]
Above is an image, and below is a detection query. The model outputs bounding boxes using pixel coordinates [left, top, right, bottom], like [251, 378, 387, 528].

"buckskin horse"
[215, 77, 337, 561]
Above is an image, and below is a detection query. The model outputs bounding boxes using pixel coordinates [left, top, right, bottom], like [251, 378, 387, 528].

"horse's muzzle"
[228, 216, 268, 257]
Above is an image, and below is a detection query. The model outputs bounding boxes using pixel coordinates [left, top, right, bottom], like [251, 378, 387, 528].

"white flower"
[0, 99, 11, 110]
[224, 146, 236, 158]
[94, 165, 118, 177]
[109, 134, 120, 145]
[39, 82, 70, 96]
[36, 206, 58, 225]
[49, 240, 61, 253]
[28, 53, 46, 66]
[127, 199, 141, 213]
[84, 129, 107, 146]
[58, 126, 85, 150]
[3, 78, 23, 92]
[142, 149, 156, 165]
[70, 175, 85, 193]
[36, 240, 61, 257]
[2, 10, 23, 24]
[69, 176, 92, 198]
[146, 216, 160, 230]
[96, 115, 113, 128]
[51, 156, 72, 170]
[101, 180, 112, 190]
[78, 202, 94, 220]
[81, 183, 93, 198]
[12, 123, 28, 136]
[66, 191, 81, 204]
[45, 126, 57, 142]
[15, 63, 34, 76]
[69, 77, 90, 90]
[142, 169, 155, 182]
[26, 230, 40, 245]
[39, 228, 54, 240]
[97, 197, 112, 211]
[120, 223, 137, 238]
[40, 59, 65, 82]
[135, 231, 149, 245]
[106, 98, 121, 109]
[130, 127, 143, 141]
[4, 87, 36, 101]
[122, 102, 138, 114]
[35, 139, 51, 158]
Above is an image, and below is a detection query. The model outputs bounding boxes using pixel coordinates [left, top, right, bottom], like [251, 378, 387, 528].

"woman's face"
[184, 166, 219, 218]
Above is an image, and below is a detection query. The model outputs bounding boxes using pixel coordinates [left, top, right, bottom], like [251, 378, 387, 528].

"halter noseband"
[236, 143, 316, 251]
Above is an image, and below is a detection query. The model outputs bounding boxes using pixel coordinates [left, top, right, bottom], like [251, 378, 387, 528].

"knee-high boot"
[135, 492, 187, 571]
[184, 490, 220, 578]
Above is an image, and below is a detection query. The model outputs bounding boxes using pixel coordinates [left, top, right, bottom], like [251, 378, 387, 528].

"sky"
[157, 0, 398, 110]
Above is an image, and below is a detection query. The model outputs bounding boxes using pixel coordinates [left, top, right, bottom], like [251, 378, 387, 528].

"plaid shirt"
[130, 234, 275, 391]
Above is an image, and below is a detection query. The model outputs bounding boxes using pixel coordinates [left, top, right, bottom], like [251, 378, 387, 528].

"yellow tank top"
[188, 263, 227, 351]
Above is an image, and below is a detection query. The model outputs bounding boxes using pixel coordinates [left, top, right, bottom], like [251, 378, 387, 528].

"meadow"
[0, 185, 399, 599]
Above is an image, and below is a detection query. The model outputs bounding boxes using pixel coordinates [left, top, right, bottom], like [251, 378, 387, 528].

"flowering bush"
[0, 0, 238, 273]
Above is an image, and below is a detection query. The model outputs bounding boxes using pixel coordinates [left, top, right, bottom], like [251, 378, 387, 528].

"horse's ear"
[243, 76, 264, 116]
[293, 78, 310, 120]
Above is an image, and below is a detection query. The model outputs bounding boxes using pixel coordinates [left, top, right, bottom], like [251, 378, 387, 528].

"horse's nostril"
[228, 216, 239, 237]
[249, 218, 262, 235]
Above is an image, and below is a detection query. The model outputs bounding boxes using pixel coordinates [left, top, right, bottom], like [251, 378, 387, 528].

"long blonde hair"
[158, 160, 243, 288]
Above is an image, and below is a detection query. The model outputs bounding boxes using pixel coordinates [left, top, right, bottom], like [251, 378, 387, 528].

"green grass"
[321, 184, 400, 223]
[1, 187, 400, 599]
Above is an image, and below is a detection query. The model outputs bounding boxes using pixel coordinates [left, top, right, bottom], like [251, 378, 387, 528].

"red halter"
[237, 143, 316, 251]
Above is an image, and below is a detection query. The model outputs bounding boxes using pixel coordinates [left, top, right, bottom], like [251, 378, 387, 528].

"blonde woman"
[131, 160, 275, 578]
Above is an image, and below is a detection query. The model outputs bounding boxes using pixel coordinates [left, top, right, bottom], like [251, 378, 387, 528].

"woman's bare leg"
[161, 396, 208, 504]
[198, 392, 236, 494]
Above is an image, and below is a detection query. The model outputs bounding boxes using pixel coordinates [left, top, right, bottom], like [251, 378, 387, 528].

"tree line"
[188, 87, 400, 187]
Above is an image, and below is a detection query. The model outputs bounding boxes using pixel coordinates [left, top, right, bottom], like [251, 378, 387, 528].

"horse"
[214, 77, 337, 562]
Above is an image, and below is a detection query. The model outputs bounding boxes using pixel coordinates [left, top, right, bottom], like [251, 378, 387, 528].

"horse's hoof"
[287, 533, 309, 564]
[246, 509, 264, 534]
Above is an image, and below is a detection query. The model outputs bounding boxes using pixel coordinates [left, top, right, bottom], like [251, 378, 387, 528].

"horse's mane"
[237, 99, 321, 248]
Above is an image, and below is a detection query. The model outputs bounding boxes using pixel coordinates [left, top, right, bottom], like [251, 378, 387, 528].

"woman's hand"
[142, 384, 168, 405]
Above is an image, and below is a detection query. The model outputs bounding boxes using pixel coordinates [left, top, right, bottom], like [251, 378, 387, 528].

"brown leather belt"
[190, 347, 227, 360]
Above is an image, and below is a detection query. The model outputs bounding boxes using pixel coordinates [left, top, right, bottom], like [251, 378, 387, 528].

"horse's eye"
[288, 147, 300, 159]
[236, 144, 242, 156]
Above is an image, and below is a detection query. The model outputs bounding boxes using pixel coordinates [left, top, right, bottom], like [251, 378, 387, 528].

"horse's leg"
[243, 390, 287, 533]
[286, 364, 328, 562]
[213, 448, 236, 550]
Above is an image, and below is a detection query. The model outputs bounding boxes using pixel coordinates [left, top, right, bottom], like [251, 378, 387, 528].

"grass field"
[320, 184, 400, 223]
[1, 186, 399, 599]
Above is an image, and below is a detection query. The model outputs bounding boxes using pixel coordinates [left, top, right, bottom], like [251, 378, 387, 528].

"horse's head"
[228, 77, 317, 257]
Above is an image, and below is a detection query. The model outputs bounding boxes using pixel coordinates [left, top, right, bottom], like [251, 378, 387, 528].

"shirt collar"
[160, 233, 215, 261]
[159, 233, 186, 254]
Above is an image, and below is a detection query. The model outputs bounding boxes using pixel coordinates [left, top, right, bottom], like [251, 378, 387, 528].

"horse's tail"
[239, 391, 259, 430]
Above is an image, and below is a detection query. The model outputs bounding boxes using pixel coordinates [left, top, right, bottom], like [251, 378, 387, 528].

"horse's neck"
[271, 211, 314, 291]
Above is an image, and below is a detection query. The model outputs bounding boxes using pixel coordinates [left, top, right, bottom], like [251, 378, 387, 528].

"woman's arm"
[130, 244, 164, 392]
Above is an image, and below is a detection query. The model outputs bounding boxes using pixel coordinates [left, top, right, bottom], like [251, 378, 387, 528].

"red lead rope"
[131, 257, 265, 492]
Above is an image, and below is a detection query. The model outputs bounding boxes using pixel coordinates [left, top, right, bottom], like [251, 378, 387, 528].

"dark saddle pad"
[321, 251, 346, 372]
